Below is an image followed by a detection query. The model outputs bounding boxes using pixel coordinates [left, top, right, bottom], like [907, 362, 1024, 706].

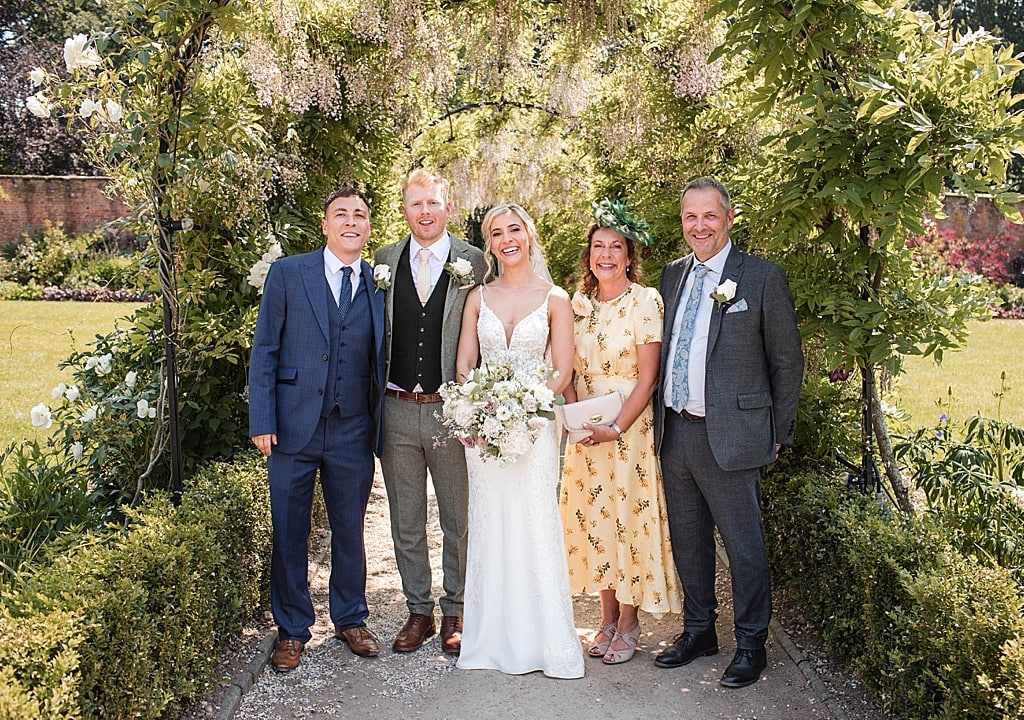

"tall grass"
[895, 319, 1024, 426]
[0, 300, 142, 446]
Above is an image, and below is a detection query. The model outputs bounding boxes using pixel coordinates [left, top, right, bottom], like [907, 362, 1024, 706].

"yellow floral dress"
[559, 283, 681, 615]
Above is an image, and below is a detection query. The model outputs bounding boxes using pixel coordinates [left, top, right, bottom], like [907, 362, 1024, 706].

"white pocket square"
[726, 298, 748, 314]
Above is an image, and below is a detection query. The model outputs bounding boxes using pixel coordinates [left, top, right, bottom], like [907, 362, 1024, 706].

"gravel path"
[180, 462, 893, 720]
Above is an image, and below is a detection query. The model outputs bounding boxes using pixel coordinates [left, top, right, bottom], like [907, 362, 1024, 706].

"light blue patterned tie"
[338, 266, 353, 321]
[670, 263, 709, 412]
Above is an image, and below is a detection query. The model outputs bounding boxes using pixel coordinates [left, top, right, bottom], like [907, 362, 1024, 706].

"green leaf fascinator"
[592, 198, 653, 248]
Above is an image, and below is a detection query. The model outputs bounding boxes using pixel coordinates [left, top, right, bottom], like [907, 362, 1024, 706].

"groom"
[249, 187, 386, 671]
[374, 169, 486, 654]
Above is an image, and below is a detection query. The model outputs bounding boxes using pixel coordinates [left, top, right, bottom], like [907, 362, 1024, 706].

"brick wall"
[932, 194, 1024, 256]
[0, 175, 131, 250]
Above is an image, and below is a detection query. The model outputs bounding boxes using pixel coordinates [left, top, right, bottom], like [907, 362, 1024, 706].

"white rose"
[102, 99, 123, 124]
[453, 403, 477, 429]
[79, 98, 102, 119]
[71, 441, 84, 462]
[499, 426, 533, 459]
[29, 67, 45, 87]
[52, 382, 67, 399]
[710, 279, 737, 303]
[65, 385, 80, 402]
[94, 354, 112, 376]
[64, 34, 102, 72]
[451, 258, 473, 275]
[125, 371, 137, 389]
[247, 259, 271, 291]
[262, 240, 283, 263]
[481, 416, 503, 439]
[30, 403, 52, 429]
[80, 405, 99, 423]
[373, 264, 391, 282]
[136, 398, 157, 419]
[25, 93, 50, 118]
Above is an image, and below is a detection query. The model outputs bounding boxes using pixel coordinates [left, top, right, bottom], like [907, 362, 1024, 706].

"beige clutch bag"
[556, 391, 624, 444]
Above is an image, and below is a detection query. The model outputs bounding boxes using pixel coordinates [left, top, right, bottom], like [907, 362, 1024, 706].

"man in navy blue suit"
[249, 187, 387, 671]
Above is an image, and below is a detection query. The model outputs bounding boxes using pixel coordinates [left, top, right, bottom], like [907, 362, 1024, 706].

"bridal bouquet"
[439, 362, 559, 466]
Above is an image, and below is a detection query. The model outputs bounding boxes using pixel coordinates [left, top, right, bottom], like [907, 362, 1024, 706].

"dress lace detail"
[457, 287, 585, 679]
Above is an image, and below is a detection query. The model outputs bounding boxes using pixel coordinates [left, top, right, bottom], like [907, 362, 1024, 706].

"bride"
[453, 203, 584, 679]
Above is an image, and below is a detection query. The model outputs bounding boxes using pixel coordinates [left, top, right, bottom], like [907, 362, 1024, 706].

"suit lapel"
[706, 247, 745, 359]
[382, 238, 409, 328]
[443, 238, 473, 327]
[360, 259, 385, 353]
[660, 256, 693, 372]
[301, 251, 331, 342]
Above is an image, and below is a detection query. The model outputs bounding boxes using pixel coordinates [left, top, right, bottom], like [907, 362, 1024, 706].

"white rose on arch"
[25, 93, 51, 118]
[64, 34, 102, 72]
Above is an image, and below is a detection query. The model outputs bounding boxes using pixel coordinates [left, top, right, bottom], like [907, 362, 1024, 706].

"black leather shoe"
[720, 647, 767, 688]
[654, 630, 718, 668]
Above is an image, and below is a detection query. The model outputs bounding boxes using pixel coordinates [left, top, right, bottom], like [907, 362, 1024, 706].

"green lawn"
[895, 319, 1024, 426]
[2, 303, 1020, 448]
[0, 300, 142, 447]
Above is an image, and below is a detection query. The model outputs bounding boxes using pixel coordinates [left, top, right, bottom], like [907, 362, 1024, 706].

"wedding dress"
[456, 288, 585, 679]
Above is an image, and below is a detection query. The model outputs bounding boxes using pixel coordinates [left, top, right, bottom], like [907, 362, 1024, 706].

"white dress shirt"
[323, 248, 361, 305]
[665, 241, 733, 417]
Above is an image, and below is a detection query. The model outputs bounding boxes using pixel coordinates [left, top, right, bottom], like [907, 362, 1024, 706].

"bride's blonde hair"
[481, 203, 550, 283]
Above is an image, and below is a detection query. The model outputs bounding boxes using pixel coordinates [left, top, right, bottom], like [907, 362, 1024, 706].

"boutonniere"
[372, 263, 392, 291]
[570, 291, 594, 318]
[445, 257, 475, 287]
[709, 278, 737, 307]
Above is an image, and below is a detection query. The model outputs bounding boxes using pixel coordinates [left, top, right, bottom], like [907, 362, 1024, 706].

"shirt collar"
[696, 240, 732, 278]
[410, 232, 451, 263]
[323, 247, 360, 275]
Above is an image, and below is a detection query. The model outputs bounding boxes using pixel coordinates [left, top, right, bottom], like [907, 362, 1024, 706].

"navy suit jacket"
[654, 247, 804, 471]
[248, 250, 386, 456]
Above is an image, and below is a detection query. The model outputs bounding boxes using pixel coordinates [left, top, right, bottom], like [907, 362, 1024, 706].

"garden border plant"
[0, 452, 271, 720]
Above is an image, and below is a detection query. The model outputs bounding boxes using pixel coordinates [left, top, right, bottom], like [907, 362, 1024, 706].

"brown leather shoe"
[392, 612, 436, 652]
[336, 625, 380, 657]
[271, 638, 304, 672]
[440, 615, 462, 655]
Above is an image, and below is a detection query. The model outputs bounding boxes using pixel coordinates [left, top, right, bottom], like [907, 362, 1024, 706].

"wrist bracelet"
[611, 422, 624, 437]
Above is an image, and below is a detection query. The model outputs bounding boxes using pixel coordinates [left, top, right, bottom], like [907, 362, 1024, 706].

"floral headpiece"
[591, 198, 652, 248]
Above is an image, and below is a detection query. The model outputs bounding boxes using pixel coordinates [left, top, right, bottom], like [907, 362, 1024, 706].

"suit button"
[317, 389, 323, 395]
[322, 354, 328, 361]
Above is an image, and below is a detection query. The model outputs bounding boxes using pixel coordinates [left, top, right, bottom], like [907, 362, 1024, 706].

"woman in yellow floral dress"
[559, 200, 681, 665]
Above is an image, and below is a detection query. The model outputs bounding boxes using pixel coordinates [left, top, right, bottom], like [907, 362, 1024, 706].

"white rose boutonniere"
[445, 258, 475, 287]
[372, 263, 392, 291]
[570, 291, 594, 318]
[710, 279, 737, 307]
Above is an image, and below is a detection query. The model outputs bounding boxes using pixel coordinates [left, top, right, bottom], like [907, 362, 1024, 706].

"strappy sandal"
[602, 623, 641, 665]
[587, 622, 618, 658]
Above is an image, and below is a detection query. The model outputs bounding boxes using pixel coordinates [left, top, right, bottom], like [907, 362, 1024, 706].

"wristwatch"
[611, 422, 624, 437]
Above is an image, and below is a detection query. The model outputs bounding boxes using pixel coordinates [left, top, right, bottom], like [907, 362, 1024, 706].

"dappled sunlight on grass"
[896, 319, 1024, 427]
[0, 300, 142, 447]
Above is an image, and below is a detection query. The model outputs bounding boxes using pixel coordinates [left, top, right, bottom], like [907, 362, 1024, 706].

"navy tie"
[338, 266, 353, 321]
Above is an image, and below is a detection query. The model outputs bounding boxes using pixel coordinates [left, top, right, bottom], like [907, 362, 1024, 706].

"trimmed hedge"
[764, 461, 1024, 719]
[0, 452, 271, 719]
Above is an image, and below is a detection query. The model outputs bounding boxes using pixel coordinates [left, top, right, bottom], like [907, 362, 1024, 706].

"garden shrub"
[0, 280, 41, 300]
[0, 604, 83, 720]
[0, 452, 271, 720]
[764, 461, 1024, 719]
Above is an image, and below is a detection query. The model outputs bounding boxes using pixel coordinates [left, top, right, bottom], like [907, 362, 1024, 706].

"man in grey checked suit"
[654, 177, 804, 688]
[374, 169, 486, 655]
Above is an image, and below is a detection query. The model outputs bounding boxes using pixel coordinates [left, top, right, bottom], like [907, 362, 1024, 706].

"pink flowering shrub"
[909, 220, 1024, 318]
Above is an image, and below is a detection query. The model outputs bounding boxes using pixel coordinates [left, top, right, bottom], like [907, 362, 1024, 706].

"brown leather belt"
[679, 409, 705, 421]
[386, 388, 443, 404]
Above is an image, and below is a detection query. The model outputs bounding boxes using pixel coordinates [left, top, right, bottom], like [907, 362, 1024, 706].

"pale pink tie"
[416, 248, 432, 304]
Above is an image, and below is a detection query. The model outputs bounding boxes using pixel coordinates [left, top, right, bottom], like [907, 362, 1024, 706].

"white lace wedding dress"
[456, 289, 585, 679]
